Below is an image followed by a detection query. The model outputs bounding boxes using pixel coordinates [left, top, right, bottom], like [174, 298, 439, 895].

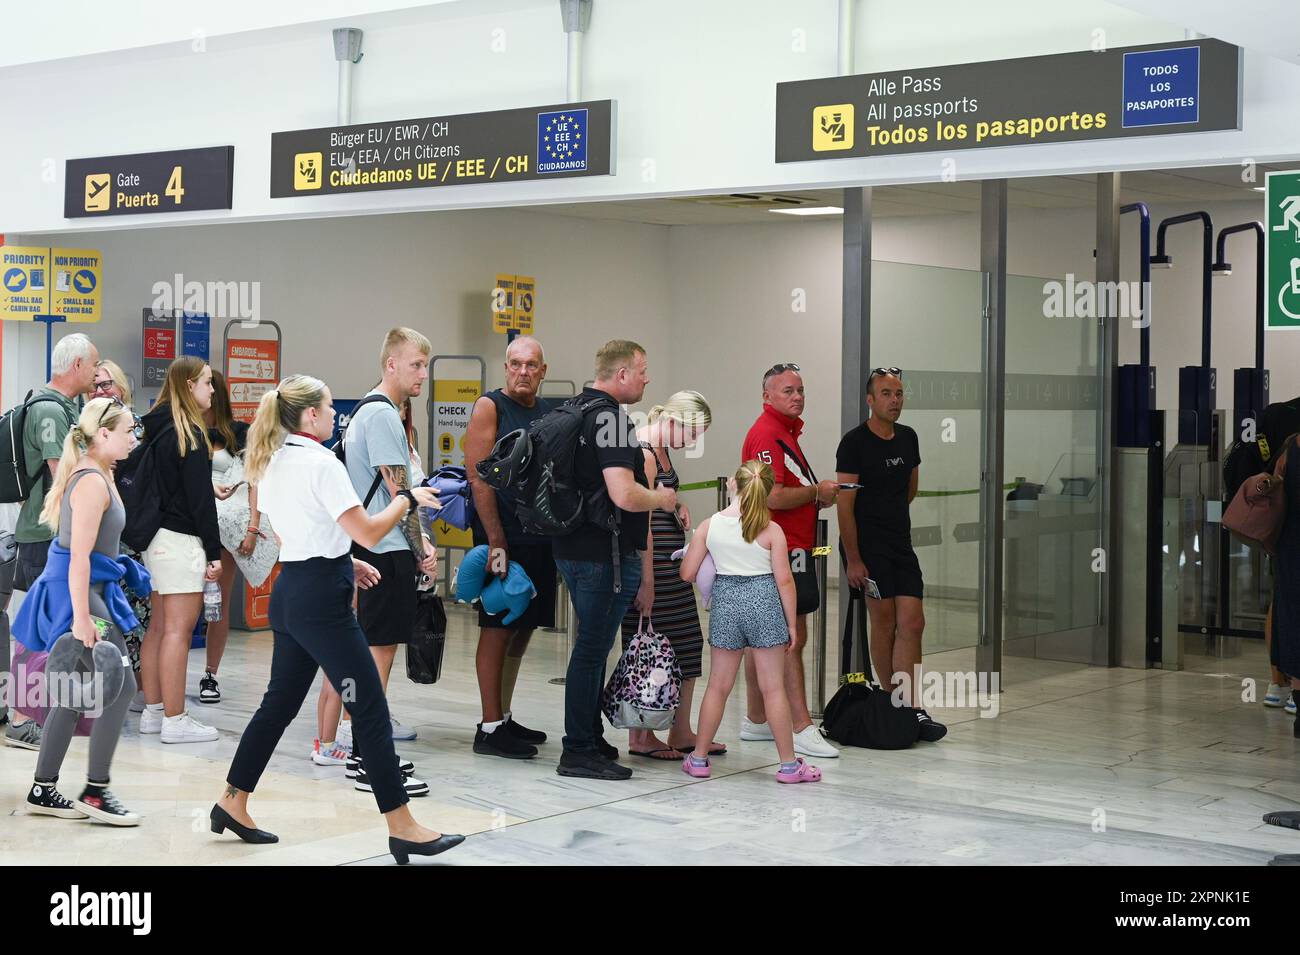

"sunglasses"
[96, 397, 144, 440]
[763, 362, 801, 383]
[868, 366, 903, 382]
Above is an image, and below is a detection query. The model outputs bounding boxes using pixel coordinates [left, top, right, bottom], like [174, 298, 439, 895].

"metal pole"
[837, 0, 854, 76]
[559, 0, 592, 102]
[976, 180, 1007, 679]
[332, 28, 363, 126]
[1098, 174, 1122, 666]
[811, 518, 829, 718]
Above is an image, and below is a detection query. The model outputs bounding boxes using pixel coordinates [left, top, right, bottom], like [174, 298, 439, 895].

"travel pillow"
[455, 544, 537, 625]
[45, 627, 128, 714]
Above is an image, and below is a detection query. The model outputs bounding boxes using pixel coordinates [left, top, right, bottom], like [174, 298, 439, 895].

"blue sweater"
[12, 544, 151, 653]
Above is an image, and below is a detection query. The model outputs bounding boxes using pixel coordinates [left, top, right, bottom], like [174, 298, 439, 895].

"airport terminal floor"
[3, 593, 1295, 867]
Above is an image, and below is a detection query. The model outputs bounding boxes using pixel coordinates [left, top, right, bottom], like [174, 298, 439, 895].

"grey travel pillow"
[46, 629, 127, 714]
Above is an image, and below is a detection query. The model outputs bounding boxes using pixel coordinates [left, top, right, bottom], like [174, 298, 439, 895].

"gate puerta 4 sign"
[270, 100, 614, 198]
[775, 38, 1240, 162]
[65, 147, 234, 218]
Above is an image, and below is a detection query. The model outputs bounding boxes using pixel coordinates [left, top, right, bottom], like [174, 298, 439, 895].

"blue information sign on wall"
[181, 312, 211, 362]
[1122, 45, 1200, 128]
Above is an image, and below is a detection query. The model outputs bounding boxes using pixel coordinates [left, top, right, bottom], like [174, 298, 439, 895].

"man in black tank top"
[463, 336, 557, 759]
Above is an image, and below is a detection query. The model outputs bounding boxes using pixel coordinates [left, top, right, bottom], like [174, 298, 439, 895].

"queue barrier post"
[810, 518, 830, 719]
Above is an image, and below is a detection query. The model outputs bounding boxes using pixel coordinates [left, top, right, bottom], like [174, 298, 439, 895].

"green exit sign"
[1266, 170, 1300, 330]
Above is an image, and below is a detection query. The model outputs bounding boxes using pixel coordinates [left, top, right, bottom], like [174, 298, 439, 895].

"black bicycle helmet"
[476, 428, 532, 490]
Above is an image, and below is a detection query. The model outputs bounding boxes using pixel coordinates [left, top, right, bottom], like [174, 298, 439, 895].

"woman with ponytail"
[13, 397, 149, 823]
[677, 460, 822, 784]
[135, 356, 224, 745]
[212, 376, 463, 863]
[617, 390, 720, 760]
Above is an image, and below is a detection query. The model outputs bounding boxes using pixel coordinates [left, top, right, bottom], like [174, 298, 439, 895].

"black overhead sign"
[776, 38, 1241, 162]
[65, 146, 234, 217]
[270, 100, 614, 198]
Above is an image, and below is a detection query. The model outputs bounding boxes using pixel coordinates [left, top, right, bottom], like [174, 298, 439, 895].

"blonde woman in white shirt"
[211, 375, 463, 864]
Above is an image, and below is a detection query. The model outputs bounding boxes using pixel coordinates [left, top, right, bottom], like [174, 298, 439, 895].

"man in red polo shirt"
[739, 363, 841, 759]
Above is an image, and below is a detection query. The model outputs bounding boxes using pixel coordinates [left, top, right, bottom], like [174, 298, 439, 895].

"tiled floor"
[2, 598, 1297, 866]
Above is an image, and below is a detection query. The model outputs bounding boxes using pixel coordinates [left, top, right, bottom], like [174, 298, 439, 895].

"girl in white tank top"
[678, 460, 822, 785]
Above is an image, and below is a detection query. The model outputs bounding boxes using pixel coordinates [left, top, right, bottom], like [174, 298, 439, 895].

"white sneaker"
[336, 720, 353, 750]
[311, 738, 350, 766]
[740, 717, 775, 741]
[1264, 683, 1289, 707]
[390, 717, 417, 741]
[793, 724, 840, 758]
[139, 707, 163, 734]
[160, 712, 219, 744]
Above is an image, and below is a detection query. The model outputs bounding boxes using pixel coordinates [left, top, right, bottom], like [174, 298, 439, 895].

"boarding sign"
[775, 38, 1239, 162]
[2, 246, 101, 322]
[1266, 170, 1300, 330]
[270, 100, 614, 198]
[226, 338, 280, 423]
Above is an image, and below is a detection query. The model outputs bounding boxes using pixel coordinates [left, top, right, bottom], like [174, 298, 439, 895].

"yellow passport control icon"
[812, 104, 854, 152]
[294, 152, 323, 191]
[84, 174, 111, 212]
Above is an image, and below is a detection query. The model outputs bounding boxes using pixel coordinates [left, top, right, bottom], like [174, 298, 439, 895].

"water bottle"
[203, 580, 222, 622]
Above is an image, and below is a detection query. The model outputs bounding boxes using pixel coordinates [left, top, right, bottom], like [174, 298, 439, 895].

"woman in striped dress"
[620, 392, 725, 760]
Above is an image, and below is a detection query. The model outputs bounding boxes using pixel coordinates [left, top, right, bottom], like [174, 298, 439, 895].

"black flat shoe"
[210, 804, 279, 844]
[389, 833, 465, 865]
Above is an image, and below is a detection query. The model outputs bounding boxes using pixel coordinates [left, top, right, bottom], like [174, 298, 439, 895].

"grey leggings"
[35, 587, 136, 784]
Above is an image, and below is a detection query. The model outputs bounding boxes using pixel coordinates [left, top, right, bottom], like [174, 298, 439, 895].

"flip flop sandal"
[674, 743, 727, 756]
[629, 747, 682, 761]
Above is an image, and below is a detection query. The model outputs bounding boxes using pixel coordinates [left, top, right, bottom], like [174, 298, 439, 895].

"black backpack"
[0, 391, 74, 504]
[333, 393, 396, 508]
[116, 423, 168, 553]
[481, 392, 620, 539]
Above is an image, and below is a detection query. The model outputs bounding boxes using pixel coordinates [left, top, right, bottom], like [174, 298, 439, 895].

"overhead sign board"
[65, 146, 234, 218]
[776, 38, 1240, 162]
[270, 100, 614, 198]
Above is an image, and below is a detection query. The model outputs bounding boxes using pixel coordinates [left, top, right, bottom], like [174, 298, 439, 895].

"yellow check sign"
[812, 104, 854, 152]
[294, 152, 322, 191]
[84, 174, 111, 212]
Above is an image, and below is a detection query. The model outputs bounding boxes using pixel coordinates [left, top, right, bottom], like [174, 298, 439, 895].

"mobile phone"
[837, 482, 862, 489]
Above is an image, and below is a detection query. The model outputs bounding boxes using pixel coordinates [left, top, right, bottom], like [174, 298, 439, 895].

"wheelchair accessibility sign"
[1267, 171, 1300, 330]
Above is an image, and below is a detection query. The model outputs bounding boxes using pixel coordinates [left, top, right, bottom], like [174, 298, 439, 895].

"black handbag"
[820, 596, 920, 750]
[406, 589, 447, 685]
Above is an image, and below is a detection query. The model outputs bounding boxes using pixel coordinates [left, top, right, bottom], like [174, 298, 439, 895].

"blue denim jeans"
[556, 555, 643, 754]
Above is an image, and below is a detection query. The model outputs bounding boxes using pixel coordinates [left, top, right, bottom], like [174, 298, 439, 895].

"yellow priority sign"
[1, 245, 102, 322]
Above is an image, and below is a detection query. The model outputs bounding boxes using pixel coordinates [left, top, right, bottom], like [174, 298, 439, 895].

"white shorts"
[144, 527, 207, 594]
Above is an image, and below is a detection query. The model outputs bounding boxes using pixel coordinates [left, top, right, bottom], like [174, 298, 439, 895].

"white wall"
[6, 0, 1300, 235]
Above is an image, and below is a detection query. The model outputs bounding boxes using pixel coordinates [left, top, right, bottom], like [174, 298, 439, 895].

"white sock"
[164, 712, 185, 724]
[146, 703, 164, 713]
[502, 711, 512, 723]
[481, 719, 505, 734]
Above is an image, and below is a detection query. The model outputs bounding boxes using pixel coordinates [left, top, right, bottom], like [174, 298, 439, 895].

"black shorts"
[470, 530, 558, 631]
[841, 540, 924, 600]
[789, 549, 821, 616]
[14, 539, 51, 591]
[352, 545, 419, 647]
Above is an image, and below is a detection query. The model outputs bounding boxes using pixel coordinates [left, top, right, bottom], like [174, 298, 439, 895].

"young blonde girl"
[679, 460, 821, 783]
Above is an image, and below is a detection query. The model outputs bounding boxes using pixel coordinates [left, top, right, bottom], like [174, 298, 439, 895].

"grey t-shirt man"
[342, 389, 412, 555]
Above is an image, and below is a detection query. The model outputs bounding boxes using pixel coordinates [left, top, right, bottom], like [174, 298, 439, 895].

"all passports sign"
[775, 37, 1240, 161]
[270, 100, 614, 197]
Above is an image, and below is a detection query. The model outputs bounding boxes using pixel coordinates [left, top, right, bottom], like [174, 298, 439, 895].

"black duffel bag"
[820, 596, 920, 749]
[406, 589, 447, 685]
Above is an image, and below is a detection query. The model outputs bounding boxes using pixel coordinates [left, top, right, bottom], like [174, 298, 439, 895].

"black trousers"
[227, 555, 409, 814]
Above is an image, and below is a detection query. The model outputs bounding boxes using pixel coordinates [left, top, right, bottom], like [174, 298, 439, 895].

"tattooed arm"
[380, 464, 425, 558]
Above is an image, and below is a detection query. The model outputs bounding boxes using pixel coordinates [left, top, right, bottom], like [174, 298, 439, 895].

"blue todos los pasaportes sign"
[1122, 45, 1200, 128]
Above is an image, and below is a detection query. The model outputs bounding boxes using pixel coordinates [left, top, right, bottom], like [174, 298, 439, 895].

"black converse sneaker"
[345, 754, 414, 779]
[915, 710, 948, 742]
[474, 722, 538, 759]
[27, 781, 87, 819]
[354, 768, 429, 797]
[74, 785, 141, 826]
[198, 672, 221, 704]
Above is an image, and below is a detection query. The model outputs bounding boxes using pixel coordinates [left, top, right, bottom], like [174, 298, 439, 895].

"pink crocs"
[775, 757, 821, 784]
[681, 755, 711, 778]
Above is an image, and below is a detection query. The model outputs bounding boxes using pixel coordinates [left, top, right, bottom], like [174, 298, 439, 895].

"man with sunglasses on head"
[836, 368, 945, 741]
[739, 362, 841, 759]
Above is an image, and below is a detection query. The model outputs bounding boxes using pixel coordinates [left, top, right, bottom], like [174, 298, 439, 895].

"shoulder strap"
[344, 394, 396, 508]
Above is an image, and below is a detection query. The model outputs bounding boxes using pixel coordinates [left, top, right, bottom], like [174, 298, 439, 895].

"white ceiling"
[536, 163, 1295, 226]
[1107, 0, 1300, 67]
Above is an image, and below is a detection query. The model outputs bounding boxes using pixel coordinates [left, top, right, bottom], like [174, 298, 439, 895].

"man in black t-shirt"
[835, 368, 946, 742]
[553, 340, 675, 780]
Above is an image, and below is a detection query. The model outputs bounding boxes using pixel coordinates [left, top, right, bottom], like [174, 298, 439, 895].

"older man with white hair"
[2, 332, 98, 750]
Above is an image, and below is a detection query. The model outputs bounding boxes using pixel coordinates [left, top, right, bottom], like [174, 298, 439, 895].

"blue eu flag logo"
[537, 109, 588, 174]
